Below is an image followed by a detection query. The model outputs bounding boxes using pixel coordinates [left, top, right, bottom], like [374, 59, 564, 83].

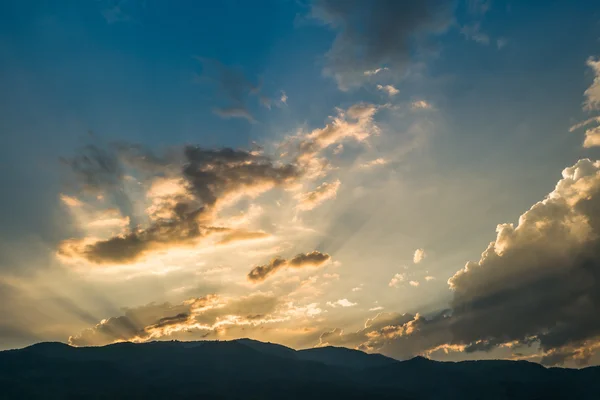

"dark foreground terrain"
[1, 339, 598, 399]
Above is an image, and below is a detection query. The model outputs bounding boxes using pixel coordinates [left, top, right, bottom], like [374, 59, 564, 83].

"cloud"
[295, 180, 341, 211]
[571, 57, 600, 147]
[302, 103, 379, 151]
[411, 100, 433, 111]
[460, 23, 490, 45]
[409, 281, 420, 287]
[280, 91, 288, 104]
[359, 158, 388, 169]
[216, 230, 270, 245]
[195, 59, 268, 123]
[317, 312, 418, 351]
[376, 84, 399, 97]
[327, 298, 356, 308]
[584, 57, 600, 110]
[311, 0, 453, 89]
[496, 38, 508, 49]
[369, 306, 384, 311]
[99, 0, 135, 24]
[413, 248, 426, 264]
[389, 273, 406, 287]
[282, 103, 380, 180]
[467, 0, 491, 15]
[68, 293, 284, 346]
[425, 276, 436, 281]
[247, 251, 331, 282]
[59, 101, 378, 266]
[323, 159, 600, 366]
[364, 67, 389, 77]
[59, 145, 300, 265]
[212, 106, 257, 123]
[583, 125, 600, 148]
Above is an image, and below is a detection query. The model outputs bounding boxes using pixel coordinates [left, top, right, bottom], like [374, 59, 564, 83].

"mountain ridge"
[1, 338, 599, 399]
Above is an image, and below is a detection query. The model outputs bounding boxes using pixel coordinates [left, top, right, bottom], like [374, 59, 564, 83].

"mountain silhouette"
[1, 339, 598, 399]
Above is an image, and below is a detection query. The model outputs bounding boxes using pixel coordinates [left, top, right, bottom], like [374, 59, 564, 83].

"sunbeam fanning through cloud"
[3, 3, 600, 391]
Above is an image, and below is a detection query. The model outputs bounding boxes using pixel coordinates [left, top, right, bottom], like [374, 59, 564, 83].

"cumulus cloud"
[413, 248, 426, 264]
[295, 180, 341, 211]
[326, 298, 356, 308]
[321, 159, 600, 366]
[247, 251, 331, 282]
[376, 84, 399, 97]
[389, 273, 406, 287]
[311, 0, 453, 89]
[409, 281, 420, 287]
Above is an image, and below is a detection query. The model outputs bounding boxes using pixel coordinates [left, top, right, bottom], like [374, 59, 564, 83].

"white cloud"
[376, 84, 399, 97]
[409, 280, 420, 287]
[327, 298, 357, 308]
[411, 100, 432, 111]
[424, 276, 435, 281]
[369, 306, 384, 311]
[413, 248, 426, 264]
[364, 67, 389, 76]
[359, 158, 388, 168]
[389, 273, 406, 287]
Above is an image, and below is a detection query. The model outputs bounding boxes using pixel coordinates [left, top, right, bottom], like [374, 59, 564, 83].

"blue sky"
[2, 0, 600, 366]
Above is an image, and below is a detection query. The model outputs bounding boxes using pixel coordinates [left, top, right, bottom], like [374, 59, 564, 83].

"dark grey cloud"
[311, 0, 454, 89]
[59, 144, 299, 264]
[247, 257, 288, 282]
[288, 251, 331, 267]
[320, 159, 600, 366]
[247, 251, 331, 282]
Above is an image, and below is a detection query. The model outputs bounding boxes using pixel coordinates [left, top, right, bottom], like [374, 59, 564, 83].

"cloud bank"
[321, 159, 600, 366]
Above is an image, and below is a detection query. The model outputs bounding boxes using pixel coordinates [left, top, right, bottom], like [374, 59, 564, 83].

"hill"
[0, 339, 598, 399]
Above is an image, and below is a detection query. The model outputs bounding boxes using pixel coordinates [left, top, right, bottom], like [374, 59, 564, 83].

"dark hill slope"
[1, 339, 599, 399]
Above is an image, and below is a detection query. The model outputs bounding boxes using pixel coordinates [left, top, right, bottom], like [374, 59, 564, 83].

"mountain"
[0, 339, 598, 399]
[297, 345, 397, 369]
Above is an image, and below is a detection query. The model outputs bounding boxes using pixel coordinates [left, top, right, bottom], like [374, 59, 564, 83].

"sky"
[2, 0, 600, 368]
